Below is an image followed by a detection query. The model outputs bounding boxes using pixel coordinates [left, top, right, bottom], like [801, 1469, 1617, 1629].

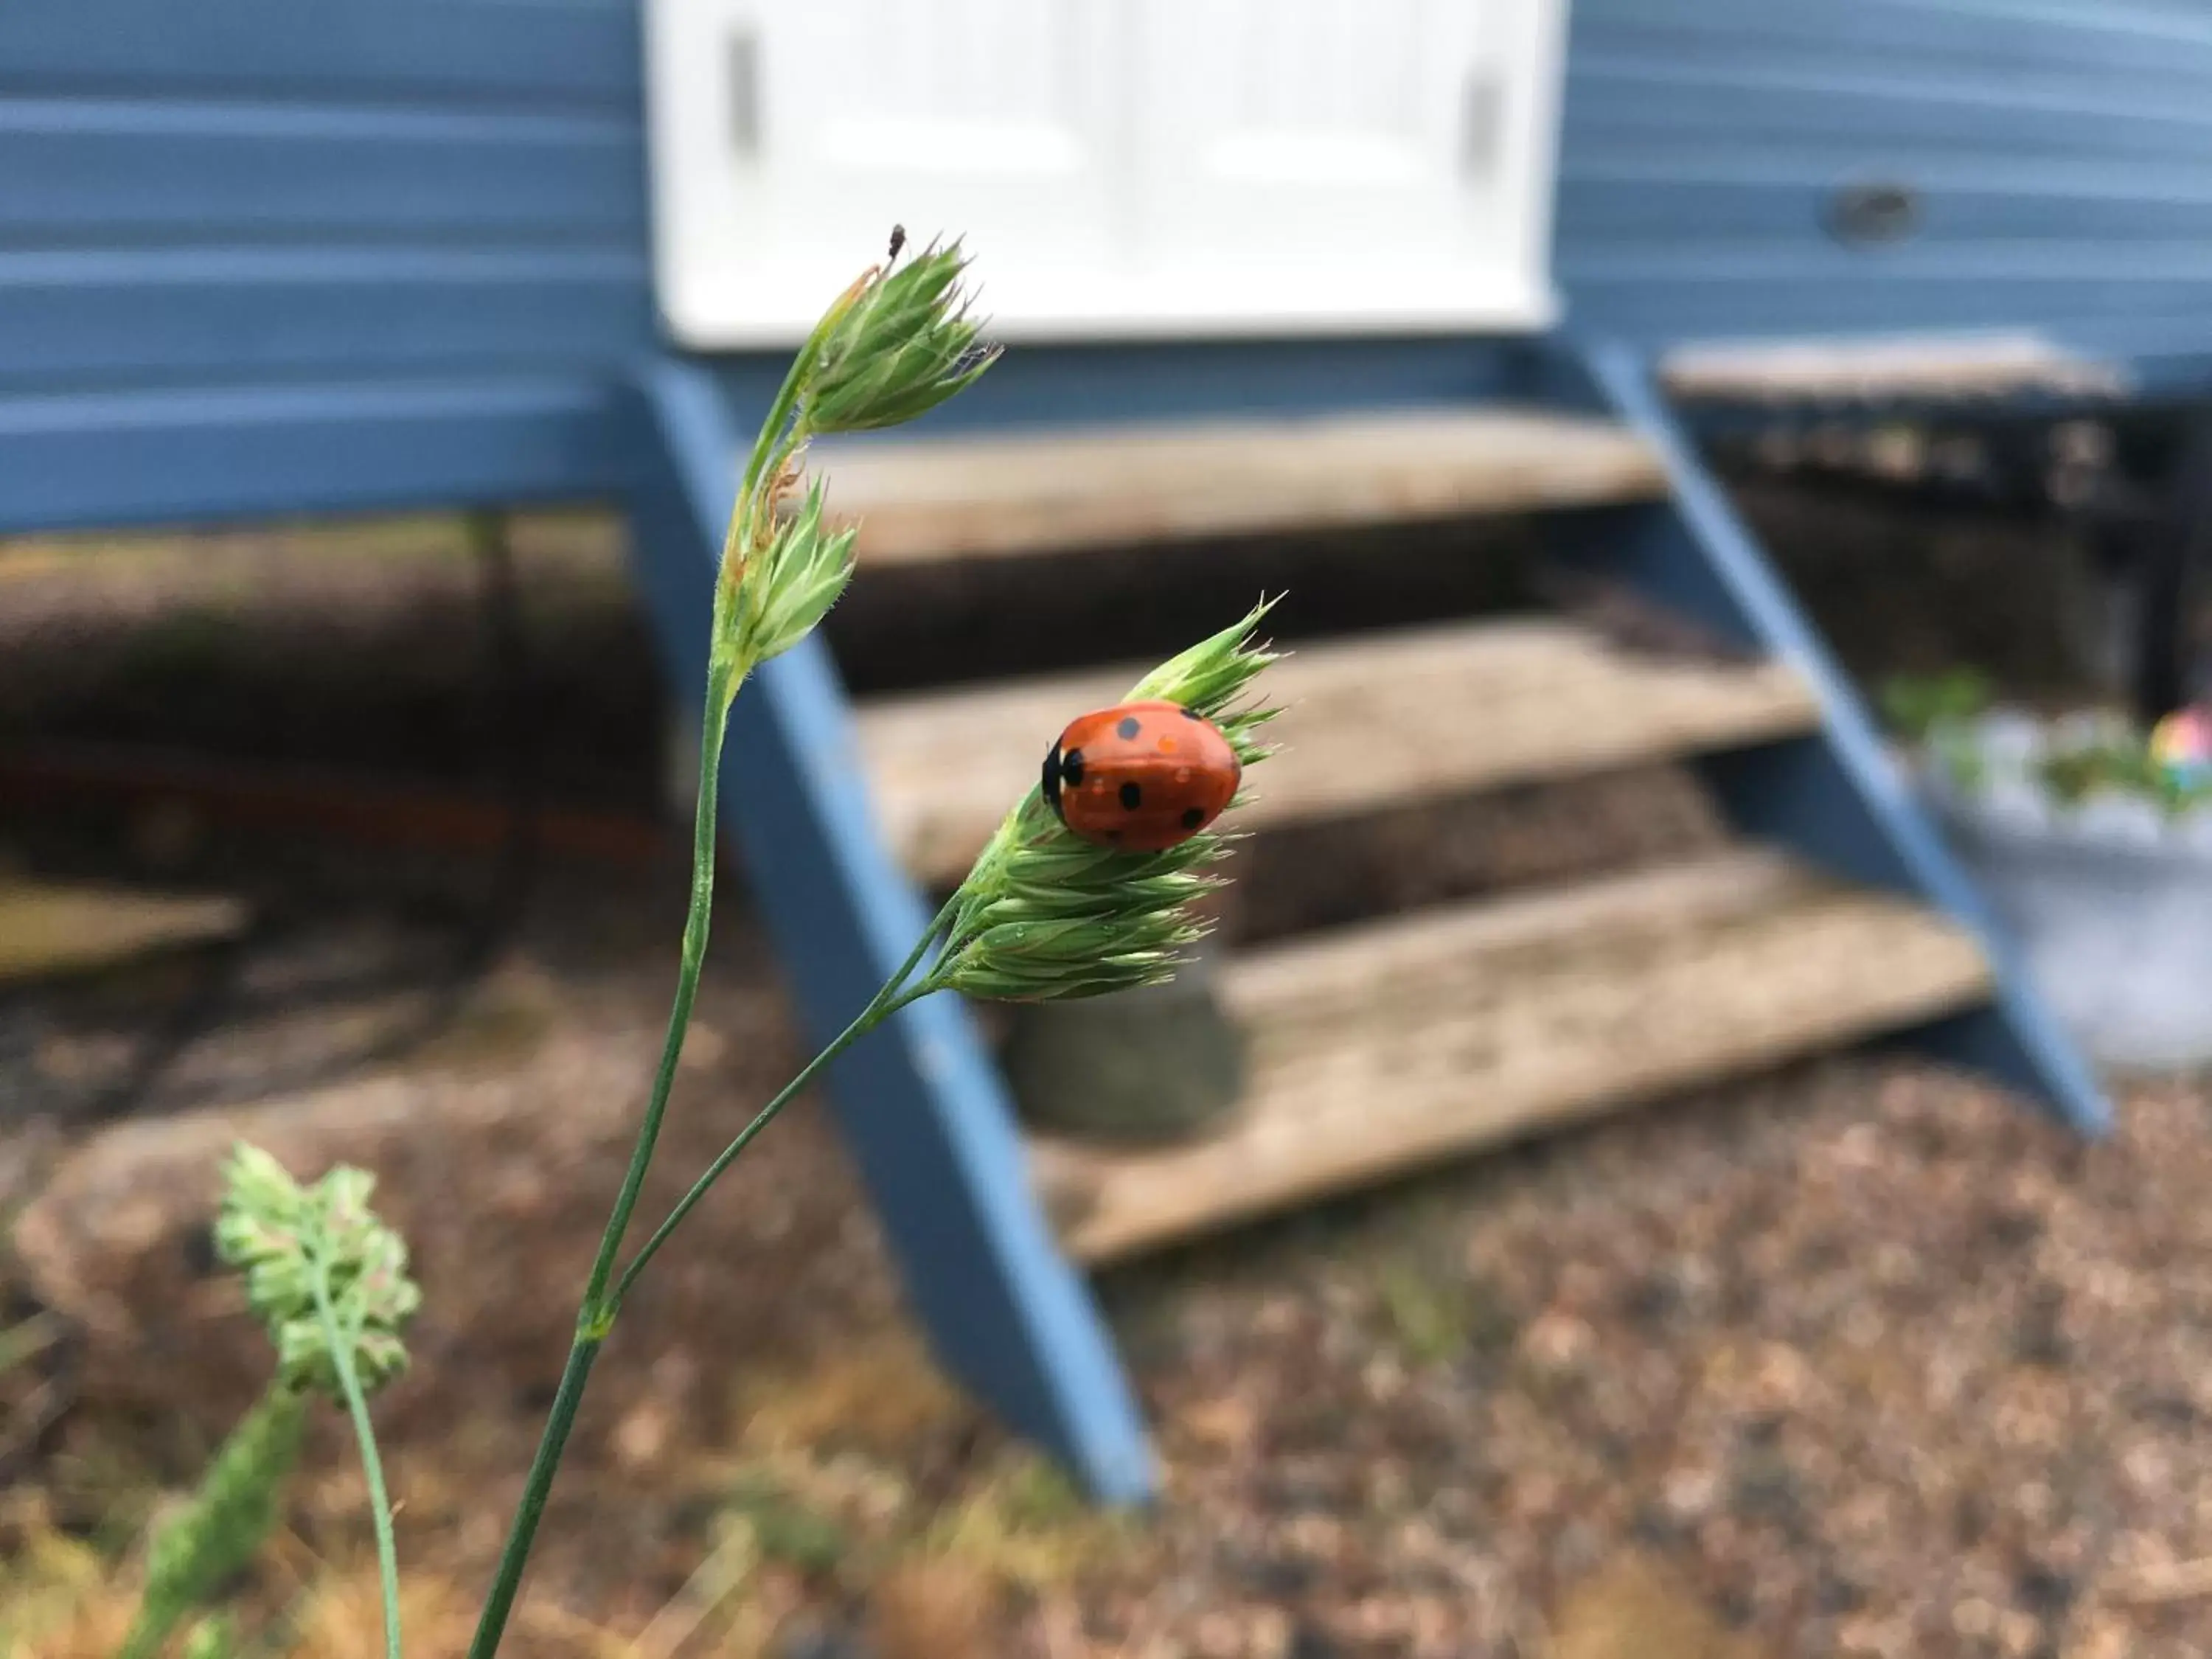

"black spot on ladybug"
[1119, 782, 1142, 810]
[1062, 748, 1085, 787]
[1116, 715, 1141, 740]
[1182, 807, 1205, 830]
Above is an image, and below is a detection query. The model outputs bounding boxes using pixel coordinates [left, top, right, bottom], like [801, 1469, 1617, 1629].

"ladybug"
[1041, 700, 1241, 852]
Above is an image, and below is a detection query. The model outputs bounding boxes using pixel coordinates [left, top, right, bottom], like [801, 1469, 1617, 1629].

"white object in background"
[1924, 717, 2212, 1070]
[1941, 801, 2212, 1071]
[643, 0, 1568, 345]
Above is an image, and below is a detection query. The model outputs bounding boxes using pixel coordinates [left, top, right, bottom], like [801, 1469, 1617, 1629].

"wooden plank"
[0, 877, 246, 986]
[1571, 18, 2212, 104]
[0, 0, 642, 110]
[1565, 244, 2212, 289]
[811, 411, 1669, 567]
[1660, 332, 2127, 403]
[1218, 846, 1807, 1018]
[1552, 1, 2212, 351]
[0, 248, 653, 389]
[1029, 852, 1992, 1263]
[757, 339, 1525, 436]
[1572, 0, 2212, 85]
[0, 378, 630, 532]
[1561, 267, 2212, 348]
[2011, 313, 2212, 385]
[1568, 62, 2212, 160]
[0, 100, 646, 237]
[855, 619, 1820, 884]
[1559, 170, 2212, 246]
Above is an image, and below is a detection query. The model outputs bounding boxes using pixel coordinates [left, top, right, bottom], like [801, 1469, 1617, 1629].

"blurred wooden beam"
[0, 875, 246, 985]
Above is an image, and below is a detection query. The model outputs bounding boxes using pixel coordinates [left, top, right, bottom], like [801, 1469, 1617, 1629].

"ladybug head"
[1040, 738, 1090, 823]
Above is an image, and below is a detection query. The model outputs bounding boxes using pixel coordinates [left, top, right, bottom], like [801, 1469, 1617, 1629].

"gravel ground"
[1086, 1063, 2212, 1659]
[10, 858, 2212, 1659]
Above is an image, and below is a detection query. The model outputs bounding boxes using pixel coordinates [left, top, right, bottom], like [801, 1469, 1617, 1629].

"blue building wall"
[0, 0, 650, 529]
[0, 0, 652, 390]
[1558, 0, 2212, 364]
[7, 0, 2212, 532]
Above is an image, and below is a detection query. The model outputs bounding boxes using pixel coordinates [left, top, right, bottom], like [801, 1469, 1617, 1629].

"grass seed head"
[713, 236, 999, 686]
[734, 475, 863, 666]
[806, 239, 999, 436]
[213, 1145, 420, 1400]
[929, 599, 1281, 1002]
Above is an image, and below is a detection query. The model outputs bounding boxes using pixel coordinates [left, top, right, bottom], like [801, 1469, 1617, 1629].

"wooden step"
[857, 618, 1822, 883]
[0, 877, 246, 987]
[1028, 849, 1991, 1264]
[810, 409, 1669, 566]
[1660, 333, 2126, 406]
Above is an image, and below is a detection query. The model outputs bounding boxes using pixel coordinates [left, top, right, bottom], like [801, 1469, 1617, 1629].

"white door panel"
[650, 0, 1123, 341]
[646, 0, 1565, 344]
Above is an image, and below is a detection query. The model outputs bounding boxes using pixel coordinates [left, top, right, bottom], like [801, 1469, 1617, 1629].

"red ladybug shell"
[1042, 699, 1241, 852]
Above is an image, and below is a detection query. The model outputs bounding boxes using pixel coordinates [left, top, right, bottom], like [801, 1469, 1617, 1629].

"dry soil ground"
[5, 494, 2208, 1659]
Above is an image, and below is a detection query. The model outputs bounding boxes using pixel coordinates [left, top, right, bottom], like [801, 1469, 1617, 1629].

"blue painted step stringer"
[1542, 337, 2112, 1136]
[619, 358, 1156, 1505]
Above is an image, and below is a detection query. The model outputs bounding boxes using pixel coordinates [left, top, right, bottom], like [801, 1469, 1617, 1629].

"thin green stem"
[467, 671, 734, 1659]
[468, 246, 987, 1659]
[611, 978, 931, 1309]
[307, 1254, 400, 1659]
[882, 886, 961, 1004]
[576, 676, 733, 1331]
[462, 1331, 601, 1659]
[608, 888, 963, 1319]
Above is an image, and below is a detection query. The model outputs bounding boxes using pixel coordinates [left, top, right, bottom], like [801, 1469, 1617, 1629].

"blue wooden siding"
[0, 0, 640, 106]
[0, 0, 651, 527]
[9, 0, 2212, 533]
[0, 0, 654, 392]
[1, 249, 651, 389]
[1558, 0, 2212, 358]
[0, 378, 632, 529]
[1, 102, 644, 240]
[10, 0, 2212, 391]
